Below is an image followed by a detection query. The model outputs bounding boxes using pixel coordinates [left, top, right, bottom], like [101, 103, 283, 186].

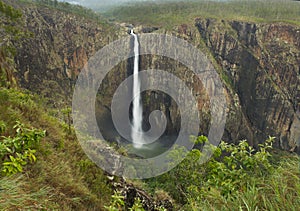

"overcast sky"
[58, 0, 181, 12]
[59, 0, 155, 6]
[58, 0, 231, 11]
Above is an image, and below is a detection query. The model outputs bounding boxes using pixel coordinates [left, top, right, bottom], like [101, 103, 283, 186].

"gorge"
[0, 0, 299, 210]
[7, 0, 299, 153]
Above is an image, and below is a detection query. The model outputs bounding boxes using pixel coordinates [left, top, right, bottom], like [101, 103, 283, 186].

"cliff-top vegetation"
[104, 0, 300, 28]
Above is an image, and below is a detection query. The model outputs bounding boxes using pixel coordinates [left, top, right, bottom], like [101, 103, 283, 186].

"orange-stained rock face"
[264, 24, 300, 47]
[65, 46, 88, 79]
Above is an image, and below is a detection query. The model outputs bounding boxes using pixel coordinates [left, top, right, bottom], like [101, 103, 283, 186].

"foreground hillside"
[0, 89, 299, 210]
[0, 0, 299, 210]
[0, 0, 114, 209]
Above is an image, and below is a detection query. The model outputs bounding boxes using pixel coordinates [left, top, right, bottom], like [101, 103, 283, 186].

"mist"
[58, 0, 156, 8]
[58, 0, 196, 11]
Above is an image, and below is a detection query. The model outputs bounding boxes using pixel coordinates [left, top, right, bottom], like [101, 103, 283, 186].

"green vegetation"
[0, 2, 113, 209]
[0, 87, 113, 209]
[105, 191, 167, 211]
[0, 0, 22, 20]
[104, 136, 300, 210]
[104, 191, 129, 211]
[0, 0, 299, 210]
[0, 0, 24, 88]
[0, 121, 45, 176]
[34, 0, 101, 20]
[105, 0, 300, 28]
[0, 175, 53, 210]
[18, 0, 111, 25]
[141, 136, 300, 210]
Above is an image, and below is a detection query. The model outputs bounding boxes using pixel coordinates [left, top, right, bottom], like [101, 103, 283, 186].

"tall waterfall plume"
[130, 29, 143, 148]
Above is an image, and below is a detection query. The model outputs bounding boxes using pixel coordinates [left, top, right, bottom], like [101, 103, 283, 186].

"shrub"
[146, 136, 282, 207]
[0, 121, 45, 176]
[104, 191, 168, 211]
[104, 191, 126, 211]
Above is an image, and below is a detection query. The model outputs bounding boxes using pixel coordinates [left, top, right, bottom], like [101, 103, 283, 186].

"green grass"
[0, 175, 54, 210]
[184, 155, 300, 210]
[0, 88, 113, 210]
[104, 0, 300, 28]
[0, 1, 113, 209]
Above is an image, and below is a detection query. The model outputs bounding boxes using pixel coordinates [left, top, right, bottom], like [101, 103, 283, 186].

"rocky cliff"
[94, 19, 300, 154]
[108, 20, 300, 152]
[10, 0, 119, 106]
[192, 19, 299, 151]
[7, 1, 300, 153]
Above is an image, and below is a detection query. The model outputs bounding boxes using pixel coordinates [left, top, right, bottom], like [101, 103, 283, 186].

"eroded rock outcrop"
[13, 2, 119, 105]
[112, 178, 174, 210]
[194, 18, 300, 152]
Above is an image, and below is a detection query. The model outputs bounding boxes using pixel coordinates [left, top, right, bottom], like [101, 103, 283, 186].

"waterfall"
[130, 29, 143, 148]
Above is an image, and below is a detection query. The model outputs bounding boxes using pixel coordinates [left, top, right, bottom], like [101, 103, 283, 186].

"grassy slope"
[0, 1, 113, 210]
[0, 88, 113, 210]
[104, 0, 300, 28]
[1, 87, 299, 210]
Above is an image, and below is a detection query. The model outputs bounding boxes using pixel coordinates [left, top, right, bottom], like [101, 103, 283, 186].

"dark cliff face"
[96, 19, 300, 153]
[193, 18, 300, 152]
[14, 4, 118, 106]
[10, 2, 299, 152]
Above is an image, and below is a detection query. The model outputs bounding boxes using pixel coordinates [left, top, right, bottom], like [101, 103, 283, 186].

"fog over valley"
[58, 0, 198, 11]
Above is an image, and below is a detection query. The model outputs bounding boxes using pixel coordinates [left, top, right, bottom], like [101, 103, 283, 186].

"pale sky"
[58, 0, 177, 11]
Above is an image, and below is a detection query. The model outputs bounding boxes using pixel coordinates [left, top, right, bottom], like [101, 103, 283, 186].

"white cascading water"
[130, 29, 143, 148]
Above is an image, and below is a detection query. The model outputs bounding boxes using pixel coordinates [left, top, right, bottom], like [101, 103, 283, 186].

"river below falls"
[124, 135, 177, 158]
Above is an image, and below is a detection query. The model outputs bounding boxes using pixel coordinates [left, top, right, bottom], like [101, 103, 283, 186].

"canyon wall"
[12, 2, 119, 107]
[10, 2, 299, 152]
[191, 19, 299, 151]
